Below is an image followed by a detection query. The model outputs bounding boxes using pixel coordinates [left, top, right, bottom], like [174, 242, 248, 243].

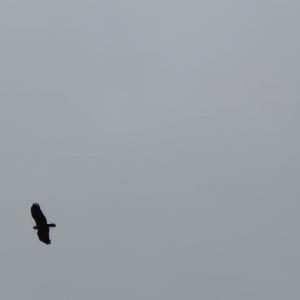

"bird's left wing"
[37, 228, 51, 245]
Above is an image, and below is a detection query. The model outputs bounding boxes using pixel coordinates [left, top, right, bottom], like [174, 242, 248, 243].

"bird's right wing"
[31, 203, 47, 225]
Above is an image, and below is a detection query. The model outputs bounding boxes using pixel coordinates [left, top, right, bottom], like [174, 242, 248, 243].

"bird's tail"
[48, 223, 56, 227]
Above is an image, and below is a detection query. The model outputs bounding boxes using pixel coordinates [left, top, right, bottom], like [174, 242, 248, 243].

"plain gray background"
[0, 1, 299, 299]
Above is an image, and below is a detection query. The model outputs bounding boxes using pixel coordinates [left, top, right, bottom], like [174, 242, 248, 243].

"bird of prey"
[31, 203, 56, 245]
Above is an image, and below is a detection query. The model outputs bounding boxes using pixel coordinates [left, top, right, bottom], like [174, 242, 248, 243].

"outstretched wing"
[37, 228, 51, 244]
[31, 203, 47, 225]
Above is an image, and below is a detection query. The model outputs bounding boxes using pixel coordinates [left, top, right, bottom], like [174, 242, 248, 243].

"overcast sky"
[0, 1, 300, 299]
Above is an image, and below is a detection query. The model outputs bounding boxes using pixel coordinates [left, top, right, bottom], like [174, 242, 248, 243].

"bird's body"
[31, 203, 56, 245]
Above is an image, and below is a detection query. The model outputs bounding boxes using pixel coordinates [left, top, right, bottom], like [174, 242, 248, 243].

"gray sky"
[0, 1, 300, 299]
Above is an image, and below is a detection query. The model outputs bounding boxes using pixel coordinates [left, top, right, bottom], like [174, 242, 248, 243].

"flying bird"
[31, 203, 56, 245]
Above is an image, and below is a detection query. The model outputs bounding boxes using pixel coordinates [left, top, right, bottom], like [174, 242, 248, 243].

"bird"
[31, 203, 56, 245]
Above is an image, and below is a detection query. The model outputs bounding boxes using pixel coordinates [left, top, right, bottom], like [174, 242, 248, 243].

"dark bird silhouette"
[31, 203, 56, 245]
